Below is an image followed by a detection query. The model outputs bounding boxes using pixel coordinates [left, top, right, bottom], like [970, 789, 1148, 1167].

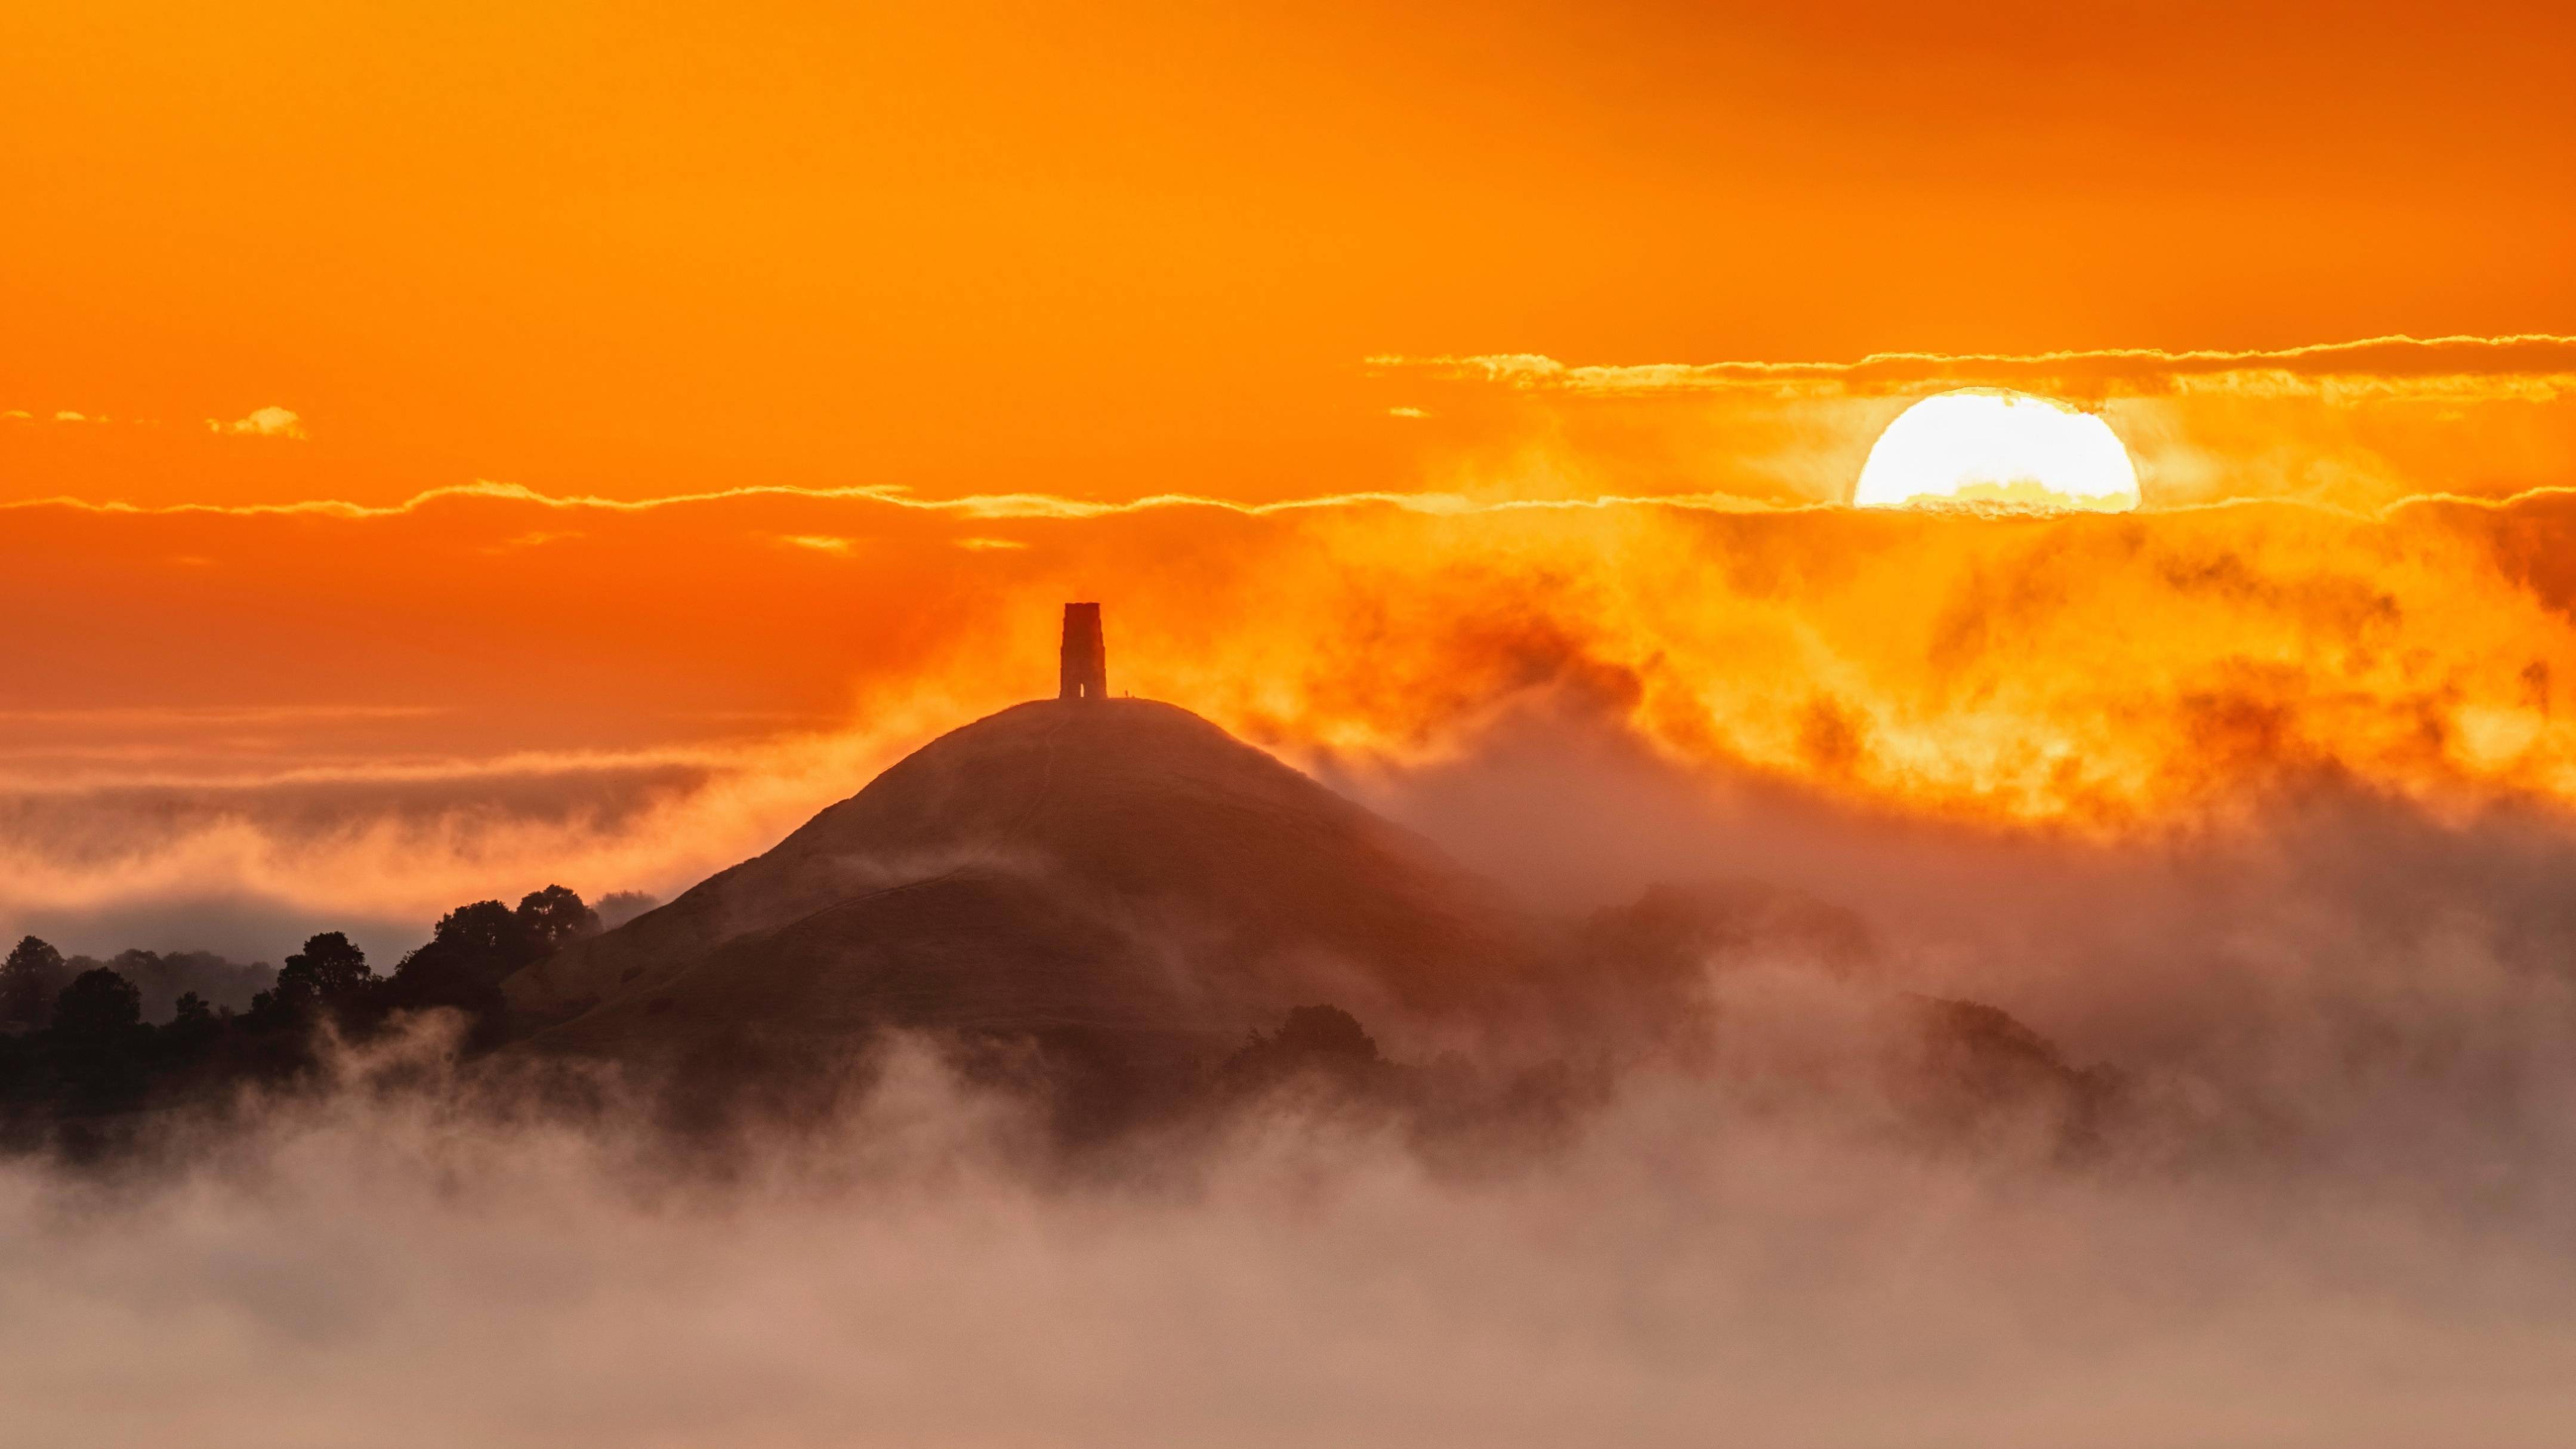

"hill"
[502, 699, 1538, 1063]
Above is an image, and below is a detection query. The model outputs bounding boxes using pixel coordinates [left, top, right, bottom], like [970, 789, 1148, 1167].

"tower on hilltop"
[1059, 602, 1107, 700]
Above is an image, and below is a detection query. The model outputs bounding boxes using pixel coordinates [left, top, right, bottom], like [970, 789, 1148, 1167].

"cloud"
[0, 409, 180, 429]
[0, 477, 1556, 525]
[482, 530, 582, 554]
[0, 690, 976, 958]
[0, 704, 445, 729]
[1372, 332, 2576, 404]
[208, 405, 308, 439]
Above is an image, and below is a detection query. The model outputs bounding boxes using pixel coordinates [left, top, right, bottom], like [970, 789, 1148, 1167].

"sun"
[1853, 390, 2140, 511]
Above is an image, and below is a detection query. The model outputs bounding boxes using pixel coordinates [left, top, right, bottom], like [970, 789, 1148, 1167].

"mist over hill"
[8, 686, 2576, 1445]
[508, 699, 1541, 1056]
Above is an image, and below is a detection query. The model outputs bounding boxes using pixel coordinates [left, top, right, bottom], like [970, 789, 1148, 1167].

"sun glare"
[1853, 390, 2140, 511]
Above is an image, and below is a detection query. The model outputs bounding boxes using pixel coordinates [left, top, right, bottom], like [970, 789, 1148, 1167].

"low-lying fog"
[7, 1004, 2574, 1449]
[9, 711, 2576, 1446]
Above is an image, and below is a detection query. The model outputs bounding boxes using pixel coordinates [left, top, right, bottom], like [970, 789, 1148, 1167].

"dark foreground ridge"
[505, 697, 1539, 1064]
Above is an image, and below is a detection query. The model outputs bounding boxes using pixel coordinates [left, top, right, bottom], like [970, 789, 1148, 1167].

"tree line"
[0, 886, 607, 1122]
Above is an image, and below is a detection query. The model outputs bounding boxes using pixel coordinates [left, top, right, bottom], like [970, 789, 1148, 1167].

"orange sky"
[8, 1, 2575, 511]
[8, 1, 2576, 948]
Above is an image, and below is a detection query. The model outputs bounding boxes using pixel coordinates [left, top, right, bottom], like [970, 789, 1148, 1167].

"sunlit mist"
[1853, 390, 2140, 511]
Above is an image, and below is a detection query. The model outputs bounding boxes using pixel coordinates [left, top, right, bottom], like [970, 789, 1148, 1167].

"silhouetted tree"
[51, 967, 148, 1103]
[240, 985, 292, 1033]
[275, 932, 374, 1009]
[384, 900, 517, 1032]
[165, 991, 221, 1050]
[400, 888, 596, 990]
[435, 899, 523, 966]
[52, 968, 143, 1043]
[1221, 1004, 1386, 1091]
[1271, 1004, 1380, 1061]
[1, 936, 66, 1030]
[383, 887, 595, 1049]
[516, 884, 600, 952]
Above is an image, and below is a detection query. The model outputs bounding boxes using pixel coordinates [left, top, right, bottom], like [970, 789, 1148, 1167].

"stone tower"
[1059, 602, 1107, 700]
